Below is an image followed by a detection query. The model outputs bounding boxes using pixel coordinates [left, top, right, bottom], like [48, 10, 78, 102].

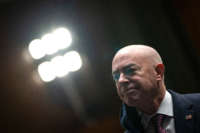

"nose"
[118, 73, 129, 83]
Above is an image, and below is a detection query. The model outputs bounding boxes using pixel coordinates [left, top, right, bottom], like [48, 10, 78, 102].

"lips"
[127, 89, 137, 95]
[122, 87, 136, 95]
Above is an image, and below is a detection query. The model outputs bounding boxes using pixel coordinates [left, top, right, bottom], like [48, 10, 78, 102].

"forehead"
[112, 52, 140, 72]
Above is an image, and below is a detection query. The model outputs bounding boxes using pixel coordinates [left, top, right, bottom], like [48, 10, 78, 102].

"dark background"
[1, 0, 200, 132]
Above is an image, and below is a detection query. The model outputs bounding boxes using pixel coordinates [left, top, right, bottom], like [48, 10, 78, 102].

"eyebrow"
[112, 63, 138, 74]
[123, 64, 137, 69]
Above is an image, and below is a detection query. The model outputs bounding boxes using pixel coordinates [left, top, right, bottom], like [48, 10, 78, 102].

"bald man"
[112, 44, 200, 133]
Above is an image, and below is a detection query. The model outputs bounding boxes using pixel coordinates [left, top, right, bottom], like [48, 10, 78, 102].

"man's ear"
[155, 64, 165, 80]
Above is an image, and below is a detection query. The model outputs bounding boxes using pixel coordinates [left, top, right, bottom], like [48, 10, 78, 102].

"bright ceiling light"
[28, 39, 45, 59]
[28, 27, 72, 60]
[52, 27, 72, 50]
[64, 51, 82, 72]
[28, 27, 80, 82]
[51, 56, 69, 78]
[38, 61, 56, 82]
[41, 33, 59, 55]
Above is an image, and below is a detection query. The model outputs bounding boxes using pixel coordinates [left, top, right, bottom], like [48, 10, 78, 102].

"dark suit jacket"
[120, 90, 200, 133]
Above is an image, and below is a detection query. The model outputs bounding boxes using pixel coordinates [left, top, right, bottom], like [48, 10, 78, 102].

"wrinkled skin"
[112, 45, 165, 114]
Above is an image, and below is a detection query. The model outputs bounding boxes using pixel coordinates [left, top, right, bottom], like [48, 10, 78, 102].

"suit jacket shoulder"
[168, 90, 200, 133]
[120, 90, 200, 133]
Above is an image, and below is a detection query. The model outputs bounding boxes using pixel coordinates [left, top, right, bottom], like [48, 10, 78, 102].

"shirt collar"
[157, 90, 173, 117]
[140, 90, 174, 128]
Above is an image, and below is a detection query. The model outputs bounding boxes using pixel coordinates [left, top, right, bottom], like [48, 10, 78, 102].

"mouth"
[122, 87, 137, 95]
[126, 89, 137, 95]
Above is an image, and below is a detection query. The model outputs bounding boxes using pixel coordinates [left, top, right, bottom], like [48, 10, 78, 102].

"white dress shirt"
[141, 90, 176, 133]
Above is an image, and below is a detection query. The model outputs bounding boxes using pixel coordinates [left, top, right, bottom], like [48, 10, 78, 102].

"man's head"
[112, 44, 166, 113]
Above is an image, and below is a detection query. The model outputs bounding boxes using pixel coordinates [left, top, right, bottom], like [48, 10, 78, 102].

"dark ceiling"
[1, 0, 200, 133]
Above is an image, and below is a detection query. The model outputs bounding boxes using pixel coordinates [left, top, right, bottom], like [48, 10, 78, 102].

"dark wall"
[0, 0, 200, 133]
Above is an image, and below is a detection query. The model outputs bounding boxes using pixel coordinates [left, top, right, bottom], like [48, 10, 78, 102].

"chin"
[124, 97, 138, 107]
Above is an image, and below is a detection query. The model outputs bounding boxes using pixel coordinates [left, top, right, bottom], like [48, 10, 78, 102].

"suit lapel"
[169, 90, 195, 133]
[120, 104, 143, 133]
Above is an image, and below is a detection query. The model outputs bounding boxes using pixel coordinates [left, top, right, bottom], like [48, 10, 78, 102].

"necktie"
[144, 114, 167, 133]
[155, 114, 167, 133]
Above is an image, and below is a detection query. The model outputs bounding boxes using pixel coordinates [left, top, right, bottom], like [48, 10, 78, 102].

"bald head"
[112, 44, 166, 114]
[112, 44, 163, 67]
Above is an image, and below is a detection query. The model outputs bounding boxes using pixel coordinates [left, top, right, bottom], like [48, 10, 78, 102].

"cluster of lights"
[29, 28, 72, 59]
[28, 27, 82, 82]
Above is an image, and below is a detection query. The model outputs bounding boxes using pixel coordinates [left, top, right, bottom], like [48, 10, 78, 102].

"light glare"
[38, 61, 56, 82]
[53, 28, 72, 50]
[51, 56, 69, 78]
[28, 39, 45, 59]
[28, 27, 72, 60]
[64, 51, 82, 72]
[41, 33, 59, 55]
[29, 27, 81, 82]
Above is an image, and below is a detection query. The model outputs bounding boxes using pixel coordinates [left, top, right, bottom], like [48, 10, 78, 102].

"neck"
[138, 87, 166, 115]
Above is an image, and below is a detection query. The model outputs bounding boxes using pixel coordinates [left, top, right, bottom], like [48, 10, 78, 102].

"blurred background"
[1, 0, 200, 132]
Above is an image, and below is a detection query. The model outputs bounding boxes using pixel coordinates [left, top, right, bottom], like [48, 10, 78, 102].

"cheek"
[116, 85, 124, 98]
[116, 85, 121, 95]
[130, 76, 143, 87]
[138, 76, 158, 95]
[130, 76, 153, 93]
[146, 73, 158, 86]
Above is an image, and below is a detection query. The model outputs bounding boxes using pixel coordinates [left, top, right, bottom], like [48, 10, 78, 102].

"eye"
[123, 67, 135, 76]
[112, 72, 120, 82]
